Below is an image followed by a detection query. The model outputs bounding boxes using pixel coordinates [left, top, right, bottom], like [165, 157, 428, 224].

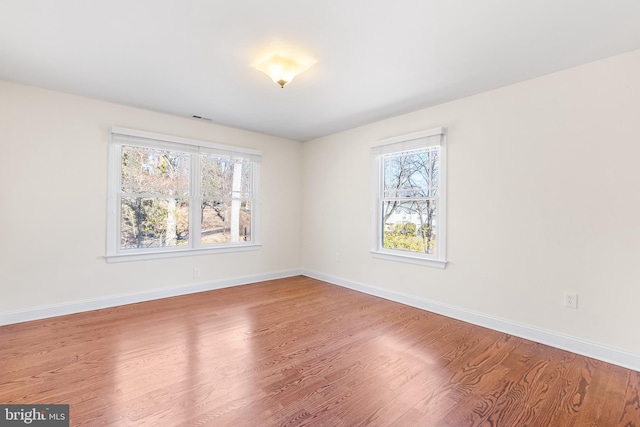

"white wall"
[0, 80, 303, 313]
[302, 50, 640, 356]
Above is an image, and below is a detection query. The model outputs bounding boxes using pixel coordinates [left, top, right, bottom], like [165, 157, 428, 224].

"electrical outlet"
[563, 292, 578, 309]
[193, 268, 200, 278]
[335, 252, 341, 262]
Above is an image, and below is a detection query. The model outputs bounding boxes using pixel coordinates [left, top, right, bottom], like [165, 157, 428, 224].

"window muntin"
[107, 128, 261, 261]
[371, 128, 446, 267]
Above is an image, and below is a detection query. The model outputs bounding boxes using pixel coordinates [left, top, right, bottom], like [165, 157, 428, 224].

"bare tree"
[121, 147, 188, 249]
[382, 148, 439, 254]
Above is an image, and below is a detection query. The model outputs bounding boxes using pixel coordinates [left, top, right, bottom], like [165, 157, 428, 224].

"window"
[107, 127, 261, 262]
[371, 127, 447, 268]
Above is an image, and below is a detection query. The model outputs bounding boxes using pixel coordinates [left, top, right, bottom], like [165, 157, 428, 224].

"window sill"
[370, 250, 447, 269]
[106, 244, 261, 263]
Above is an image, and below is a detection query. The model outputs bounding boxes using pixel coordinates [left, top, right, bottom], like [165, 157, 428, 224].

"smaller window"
[371, 127, 447, 268]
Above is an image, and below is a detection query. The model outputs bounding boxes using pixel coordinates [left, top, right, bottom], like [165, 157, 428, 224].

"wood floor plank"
[1, 276, 637, 426]
[618, 370, 640, 427]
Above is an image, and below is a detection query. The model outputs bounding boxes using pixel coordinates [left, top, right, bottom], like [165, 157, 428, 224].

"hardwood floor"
[1, 276, 638, 426]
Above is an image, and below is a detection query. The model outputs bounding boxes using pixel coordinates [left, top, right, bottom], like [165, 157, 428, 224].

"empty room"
[1, 1, 639, 426]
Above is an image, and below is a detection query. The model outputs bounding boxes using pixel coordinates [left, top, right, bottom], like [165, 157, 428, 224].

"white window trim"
[370, 127, 447, 269]
[106, 127, 262, 263]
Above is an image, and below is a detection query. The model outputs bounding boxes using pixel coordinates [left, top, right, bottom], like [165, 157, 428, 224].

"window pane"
[121, 197, 189, 249]
[201, 200, 252, 245]
[121, 146, 190, 196]
[238, 201, 252, 242]
[382, 200, 437, 255]
[201, 155, 252, 199]
[383, 147, 439, 198]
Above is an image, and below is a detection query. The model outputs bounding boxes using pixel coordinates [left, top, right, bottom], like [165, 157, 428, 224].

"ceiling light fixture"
[254, 54, 311, 88]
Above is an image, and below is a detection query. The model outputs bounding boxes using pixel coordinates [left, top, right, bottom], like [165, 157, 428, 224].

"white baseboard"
[4, 268, 637, 373]
[302, 269, 640, 373]
[0, 269, 302, 326]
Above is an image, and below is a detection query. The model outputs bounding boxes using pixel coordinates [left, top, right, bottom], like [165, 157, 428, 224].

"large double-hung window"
[107, 127, 261, 262]
[371, 127, 447, 268]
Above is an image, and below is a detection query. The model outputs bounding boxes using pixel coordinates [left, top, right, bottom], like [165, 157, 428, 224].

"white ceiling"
[1, 1, 639, 142]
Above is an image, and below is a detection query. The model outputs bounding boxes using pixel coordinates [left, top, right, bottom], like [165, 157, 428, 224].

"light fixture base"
[277, 79, 287, 88]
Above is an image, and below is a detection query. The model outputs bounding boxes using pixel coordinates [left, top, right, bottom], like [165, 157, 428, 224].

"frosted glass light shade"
[255, 55, 306, 88]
